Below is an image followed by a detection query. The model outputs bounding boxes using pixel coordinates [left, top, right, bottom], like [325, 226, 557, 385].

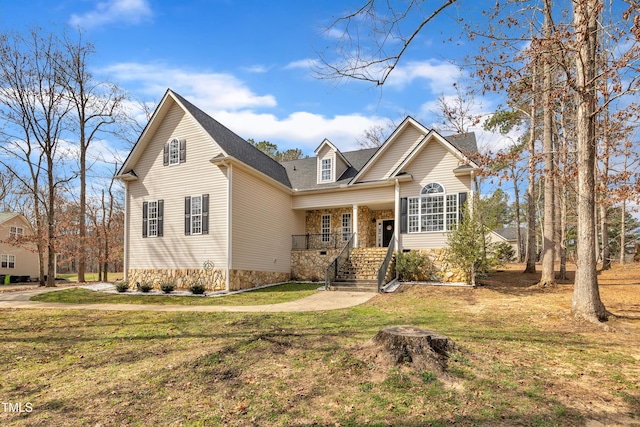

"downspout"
[123, 183, 129, 281]
[353, 204, 358, 248]
[394, 179, 400, 252]
[226, 162, 233, 292]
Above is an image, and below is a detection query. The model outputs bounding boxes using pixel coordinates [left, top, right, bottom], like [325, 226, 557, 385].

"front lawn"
[2, 264, 639, 426]
[30, 282, 321, 306]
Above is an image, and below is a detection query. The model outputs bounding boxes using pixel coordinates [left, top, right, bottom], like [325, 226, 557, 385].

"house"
[0, 212, 40, 282]
[489, 227, 525, 261]
[116, 89, 479, 292]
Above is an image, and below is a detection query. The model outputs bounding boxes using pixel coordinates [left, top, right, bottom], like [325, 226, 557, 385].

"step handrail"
[325, 233, 355, 290]
[377, 233, 395, 292]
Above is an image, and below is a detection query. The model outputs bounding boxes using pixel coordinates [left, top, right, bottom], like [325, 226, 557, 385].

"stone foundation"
[402, 249, 466, 283]
[291, 249, 340, 282]
[127, 268, 291, 292]
[127, 268, 227, 292]
[228, 269, 290, 291]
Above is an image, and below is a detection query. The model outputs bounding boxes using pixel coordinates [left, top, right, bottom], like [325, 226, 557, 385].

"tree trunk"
[572, 0, 607, 321]
[539, 0, 555, 286]
[620, 200, 626, 264]
[524, 60, 538, 274]
[372, 326, 457, 371]
[512, 166, 522, 263]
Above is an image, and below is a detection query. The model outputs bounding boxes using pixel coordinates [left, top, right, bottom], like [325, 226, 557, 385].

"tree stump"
[372, 325, 457, 371]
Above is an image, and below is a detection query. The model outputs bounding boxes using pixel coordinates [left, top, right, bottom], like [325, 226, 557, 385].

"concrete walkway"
[0, 286, 377, 313]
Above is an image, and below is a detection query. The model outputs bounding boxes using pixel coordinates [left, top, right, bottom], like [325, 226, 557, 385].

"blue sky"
[0, 0, 501, 161]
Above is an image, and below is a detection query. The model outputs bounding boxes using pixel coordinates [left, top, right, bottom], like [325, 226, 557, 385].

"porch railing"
[292, 233, 350, 250]
[377, 232, 396, 292]
[325, 233, 355, 290]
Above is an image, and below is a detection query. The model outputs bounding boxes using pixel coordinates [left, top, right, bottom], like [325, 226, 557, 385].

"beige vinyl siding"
[316, 144, 335, 183]
[127, 101, 228, 270]
[0, 216, 40, 277]
[231, 167, 304, 272]
[292, 185, 394, 210]
[357, 124, 424, 182]
[399, 140, 471, 249]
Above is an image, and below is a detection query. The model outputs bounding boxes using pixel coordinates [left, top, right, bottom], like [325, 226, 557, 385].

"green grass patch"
[2, 284, 636, 426]
[56, 272, 121, 282]
[30, 282, 320, 306]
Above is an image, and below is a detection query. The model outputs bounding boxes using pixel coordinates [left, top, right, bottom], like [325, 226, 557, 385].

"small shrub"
[137, 281, 153, 293]
[160, 280, 176, 294]
[492, 241, 515, 264]
[395, 250, 434, 281]
[189, 283, 206, 295]
[115, 280, 129, 293]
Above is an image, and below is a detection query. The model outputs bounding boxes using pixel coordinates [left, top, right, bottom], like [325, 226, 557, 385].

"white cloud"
[285, 58, 320, 70]
[385, 60, 461, 92]
[212, 110, 386, 153]
[103, 62, 385, 154]
[70, 0, 153, 29]
[241, 65, 270, 73]
[104, 62, 277, 110]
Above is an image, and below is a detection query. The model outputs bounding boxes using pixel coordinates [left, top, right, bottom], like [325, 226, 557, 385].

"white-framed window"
[191, 195, 202, 235]
[342, 213, 352, 242]
[169, 138, 180, 165]
[184, 194, 209, 235]
[9, 226, 23, 238]
[1, 254, 15, 269]
[408, 183, 458, 233]
[321, 158, 332, 182]
[321, 214, 331, 242]
[147, 201, 159, 237]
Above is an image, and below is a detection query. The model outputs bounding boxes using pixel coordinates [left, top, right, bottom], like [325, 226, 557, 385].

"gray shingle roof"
[281, 147, 378, 190]
[443, 132, 478, 154]
[170, 91, 477, 192]
[494, 227, 524, 241]
[172, 91, 292, 188]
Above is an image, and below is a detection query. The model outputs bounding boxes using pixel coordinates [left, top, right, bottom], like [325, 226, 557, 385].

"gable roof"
[117, 91, 478, 193]
[117, 89, 291, 188]
[493, 227, 523, 242]
[171, 92, 291, 188]
[0, 212, 19, 225]
[389, 130, 479, 179]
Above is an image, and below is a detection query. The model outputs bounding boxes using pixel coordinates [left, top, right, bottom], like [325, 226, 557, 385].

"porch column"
[394, 179, 400, 252]
[352, 204, 359, 248]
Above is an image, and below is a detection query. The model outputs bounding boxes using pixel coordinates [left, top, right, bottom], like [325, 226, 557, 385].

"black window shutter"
[184, 196, 191, 235]
[458, 192, 468, 222]
[163, 143, 169, 166]
[179, 139, 186, 163]
[202, 194, 209, 235]
[157, 200, 164, 237]
[400, 197, 408, 234]
[142, 202, 148, 238]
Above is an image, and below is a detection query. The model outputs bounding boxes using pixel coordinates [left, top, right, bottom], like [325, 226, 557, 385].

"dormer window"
[321, 158, 332, 182]
[163, 139, 186, 166]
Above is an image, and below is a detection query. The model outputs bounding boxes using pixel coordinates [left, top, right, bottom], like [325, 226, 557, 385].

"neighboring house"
[489, 227, 524, 261]
[116, 89, 479, 291]
[0, 212, 40, 282]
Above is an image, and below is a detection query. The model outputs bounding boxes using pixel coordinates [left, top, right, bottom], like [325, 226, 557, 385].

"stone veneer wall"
[127, 268, 291, 292]
[127, 268, 227, 292]
[228, 270, 291, 291]
[291, 249, 340, 282]
[403, 248, 466, 283]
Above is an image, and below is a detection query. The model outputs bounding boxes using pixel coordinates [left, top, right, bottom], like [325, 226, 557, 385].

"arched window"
[408, 183, 459, 232]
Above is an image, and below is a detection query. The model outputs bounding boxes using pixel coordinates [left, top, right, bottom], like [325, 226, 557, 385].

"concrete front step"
[328, 281, 378, 292]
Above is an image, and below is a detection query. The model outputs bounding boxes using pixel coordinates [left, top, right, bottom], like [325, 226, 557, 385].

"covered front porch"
[292, 204, 395, 250]
[290, 203, 396, 282]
